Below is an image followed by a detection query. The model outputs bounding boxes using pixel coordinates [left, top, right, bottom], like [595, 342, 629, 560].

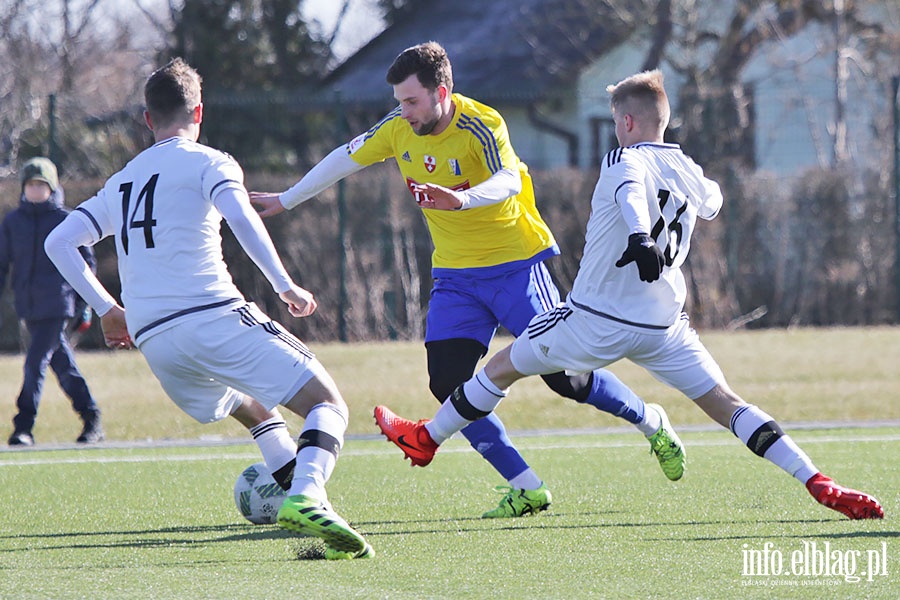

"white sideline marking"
[0, 452, 259, 467]
[354, 432, 900, 457]
[1, 431, 898, 468]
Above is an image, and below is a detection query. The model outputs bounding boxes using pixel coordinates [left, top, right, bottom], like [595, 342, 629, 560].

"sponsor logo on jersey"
[348, 133, 366, 154]
[401, 151, 412, 162]
[406, 177, 470, 205]
[448, 158, 461, 176]
[424, 154, 437, 173]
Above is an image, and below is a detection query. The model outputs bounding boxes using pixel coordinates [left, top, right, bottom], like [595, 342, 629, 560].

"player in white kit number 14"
[45, 58, 374, 558]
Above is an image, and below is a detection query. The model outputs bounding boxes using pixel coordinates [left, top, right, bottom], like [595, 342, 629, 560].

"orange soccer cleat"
[374, 405, 439, 467]
[806, 473, 884, 520]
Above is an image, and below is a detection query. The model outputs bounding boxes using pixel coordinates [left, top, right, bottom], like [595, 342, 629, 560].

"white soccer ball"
[234, 462, 288, 524]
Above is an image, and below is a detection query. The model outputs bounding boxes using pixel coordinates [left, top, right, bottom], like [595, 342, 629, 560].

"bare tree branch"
[130, 0, 170, 36]
[642, 0, 673, 70]
[72, 0, 103, 39]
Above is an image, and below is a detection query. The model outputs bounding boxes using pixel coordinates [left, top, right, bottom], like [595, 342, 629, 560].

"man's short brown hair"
[386, 41, 453, 92]
[144, 58, 202, 127]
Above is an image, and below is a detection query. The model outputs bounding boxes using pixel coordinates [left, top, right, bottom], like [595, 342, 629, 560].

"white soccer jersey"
[72, 137, 248, 340]
[569, 142, 722, 328]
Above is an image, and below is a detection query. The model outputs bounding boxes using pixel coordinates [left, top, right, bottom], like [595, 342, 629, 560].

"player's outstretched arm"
[216, 187, 299, 296]
[248, 192, 286, 218]
[251, 145, 366, 217]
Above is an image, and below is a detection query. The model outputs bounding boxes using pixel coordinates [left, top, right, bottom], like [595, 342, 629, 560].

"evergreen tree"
[165, 0, 334, 168]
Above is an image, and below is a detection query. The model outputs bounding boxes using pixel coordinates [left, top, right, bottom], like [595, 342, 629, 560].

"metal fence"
[1, 81, 898, 350]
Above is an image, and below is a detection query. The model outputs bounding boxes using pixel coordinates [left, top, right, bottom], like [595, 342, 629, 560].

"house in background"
[321, 0, 883, 176]
[320, 0, 631, 170]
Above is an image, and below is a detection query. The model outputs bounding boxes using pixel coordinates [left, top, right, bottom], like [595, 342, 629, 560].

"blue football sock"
[460, 413, 529, 481]
[582, 369, 645, 424]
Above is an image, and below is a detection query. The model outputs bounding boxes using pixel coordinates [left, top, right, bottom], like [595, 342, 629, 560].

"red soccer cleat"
[806, 473, 884, 520]
[374, 405, 439, 467]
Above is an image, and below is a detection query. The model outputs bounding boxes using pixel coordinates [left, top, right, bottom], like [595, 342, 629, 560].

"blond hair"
[606, 70, 670, 133]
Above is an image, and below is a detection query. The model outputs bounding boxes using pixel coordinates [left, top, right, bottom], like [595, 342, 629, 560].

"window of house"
[590, 117, 617, 166]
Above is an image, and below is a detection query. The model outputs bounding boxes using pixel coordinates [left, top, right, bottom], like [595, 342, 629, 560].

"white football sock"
[289, 403, 347, 502]
[508, 468, 543, 490]
[636, 404, 662, 437]
[426, 369, 507, 444]
[730, 404, 818, 483]
[249, 414, 298, 476]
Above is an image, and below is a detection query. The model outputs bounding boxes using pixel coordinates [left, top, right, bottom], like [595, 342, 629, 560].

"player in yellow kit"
[251, 42, 685, 517]
[347, 95, 553, 270]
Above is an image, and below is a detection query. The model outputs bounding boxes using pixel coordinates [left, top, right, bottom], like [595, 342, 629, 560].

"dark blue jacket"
[0, 188, 95, 320]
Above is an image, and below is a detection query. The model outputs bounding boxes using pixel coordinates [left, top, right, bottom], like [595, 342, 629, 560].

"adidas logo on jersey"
[401, 151, 411, 162]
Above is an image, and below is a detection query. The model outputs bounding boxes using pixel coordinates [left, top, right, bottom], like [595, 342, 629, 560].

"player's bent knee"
[283, 371, 347, 419]
[426, 338, 487, 401]
[693, 384, 743, 428]
[483, 345, 528, 389]
[230, 394, 279, 428]
[540, 371, 592, 402]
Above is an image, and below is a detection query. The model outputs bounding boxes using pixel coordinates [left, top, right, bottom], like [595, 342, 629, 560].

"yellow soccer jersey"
[347, 93, 556, 269]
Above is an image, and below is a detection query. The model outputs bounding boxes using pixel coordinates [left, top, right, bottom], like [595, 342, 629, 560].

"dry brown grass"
[1, 326, 899, 444]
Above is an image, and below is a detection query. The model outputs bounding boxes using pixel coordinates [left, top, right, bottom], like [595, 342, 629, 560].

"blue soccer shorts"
[426, 259, 561, 349]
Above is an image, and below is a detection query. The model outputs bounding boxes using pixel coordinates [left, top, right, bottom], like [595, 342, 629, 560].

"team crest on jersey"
[424, 154, 437, 173]
[448, 158, 461, 176]
[401, 151, 412, 162]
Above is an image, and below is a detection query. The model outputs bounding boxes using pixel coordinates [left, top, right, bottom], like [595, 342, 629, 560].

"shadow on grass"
[648, 519, 898, 542]
[353, 512, 844, 541]
[0, 524, 352, 562]
[8, 514, 890, 555]
[0, 523, 277, 540]
[0, 521, 367, 562]
[0, 523, 299, 552]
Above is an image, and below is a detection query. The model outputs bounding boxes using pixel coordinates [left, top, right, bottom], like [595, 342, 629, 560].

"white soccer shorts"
[509, 304, 726, 400]
[139, 302, 324, 423]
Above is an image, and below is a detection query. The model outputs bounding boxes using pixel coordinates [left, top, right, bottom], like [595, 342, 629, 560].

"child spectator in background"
[0, 157, 103, 446]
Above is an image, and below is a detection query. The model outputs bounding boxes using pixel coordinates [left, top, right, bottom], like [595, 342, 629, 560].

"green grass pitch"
[0, 328, 898, 598]
[0, 428, 896, 599]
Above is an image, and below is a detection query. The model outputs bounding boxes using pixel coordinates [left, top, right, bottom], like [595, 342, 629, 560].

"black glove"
[615, 233, 665, 282]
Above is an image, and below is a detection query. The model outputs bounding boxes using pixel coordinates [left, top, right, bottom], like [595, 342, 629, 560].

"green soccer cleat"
[647, 403, 685, 481]
[482, 483, 552, 518]
[277, 494, 371, 557]
[324, 543, 376, 560]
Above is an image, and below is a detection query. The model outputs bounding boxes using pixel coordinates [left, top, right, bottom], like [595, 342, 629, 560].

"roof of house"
[320, 0, 636, 105]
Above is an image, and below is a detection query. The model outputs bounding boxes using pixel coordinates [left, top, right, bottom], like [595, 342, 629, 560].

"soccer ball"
[234, 462, 288, 524]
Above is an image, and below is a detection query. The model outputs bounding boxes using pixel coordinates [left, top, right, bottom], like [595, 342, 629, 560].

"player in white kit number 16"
[375, 69, 884, 521]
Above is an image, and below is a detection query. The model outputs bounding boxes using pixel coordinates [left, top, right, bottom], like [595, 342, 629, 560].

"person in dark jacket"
[0, 157, 103, 446]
